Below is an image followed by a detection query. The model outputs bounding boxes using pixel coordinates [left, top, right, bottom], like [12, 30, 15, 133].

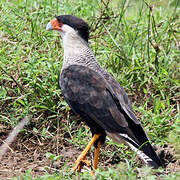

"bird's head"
[46, 15, 89, 43]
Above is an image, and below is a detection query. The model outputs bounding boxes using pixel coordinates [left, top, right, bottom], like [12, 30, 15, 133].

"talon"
[91, 170, 95, 176]
[77, 159, 91, 172]
[71, 134, 101, 173]
[81, 159, 91, 167]
[77, 162, 83, 172]
[71, 156, 91, 173]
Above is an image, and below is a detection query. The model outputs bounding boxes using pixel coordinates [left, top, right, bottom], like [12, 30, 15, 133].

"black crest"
[56, 15, 89, 42]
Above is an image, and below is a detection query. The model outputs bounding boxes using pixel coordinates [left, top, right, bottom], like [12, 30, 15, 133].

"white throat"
[59, 24, 100, 72]
[59, 24, 89, 57]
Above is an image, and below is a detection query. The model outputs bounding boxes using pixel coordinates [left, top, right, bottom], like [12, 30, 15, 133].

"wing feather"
[60, 65, 129, 130]
[60, 64, 162, 168]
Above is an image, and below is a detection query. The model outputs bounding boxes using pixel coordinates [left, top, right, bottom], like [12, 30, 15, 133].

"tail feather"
[106, 132, 163, 169]
[126, 141, 162, 169]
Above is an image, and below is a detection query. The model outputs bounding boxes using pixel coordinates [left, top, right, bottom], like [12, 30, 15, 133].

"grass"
[0, 0, 180, 179]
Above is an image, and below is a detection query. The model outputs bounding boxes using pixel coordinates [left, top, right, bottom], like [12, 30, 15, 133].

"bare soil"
[0, 123, 179, 180]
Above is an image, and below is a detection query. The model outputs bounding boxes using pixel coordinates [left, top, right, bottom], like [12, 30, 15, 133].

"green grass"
[0, 0, 180, 179]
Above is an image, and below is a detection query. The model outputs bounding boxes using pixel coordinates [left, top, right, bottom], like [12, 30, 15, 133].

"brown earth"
[0, 123, 179, 180]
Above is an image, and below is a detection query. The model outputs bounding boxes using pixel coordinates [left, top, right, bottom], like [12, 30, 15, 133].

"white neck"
[59, 24, 102, 72]
[59, 24, 89, 57]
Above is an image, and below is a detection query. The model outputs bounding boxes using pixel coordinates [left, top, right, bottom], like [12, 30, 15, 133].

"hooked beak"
[46, 18, 62, 31]
[46, 22, 53, 31]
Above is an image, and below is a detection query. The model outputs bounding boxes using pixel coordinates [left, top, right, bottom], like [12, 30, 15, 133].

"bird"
[46, 15, 163, 174]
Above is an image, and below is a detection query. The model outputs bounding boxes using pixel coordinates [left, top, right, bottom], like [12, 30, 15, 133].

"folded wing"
[60, 64, 162, 168]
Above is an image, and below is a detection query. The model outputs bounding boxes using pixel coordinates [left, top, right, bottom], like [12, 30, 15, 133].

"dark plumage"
[60, 64, 162, 169]
[56, 15, 89, 42]
[46, 15, 163, 173]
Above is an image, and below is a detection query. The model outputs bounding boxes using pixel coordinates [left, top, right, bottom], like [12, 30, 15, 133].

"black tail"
[122, 116, 164, 169]
[123, 138, 163, 169]
[140, 141, 163, 168]
[107, 132, 163, 169]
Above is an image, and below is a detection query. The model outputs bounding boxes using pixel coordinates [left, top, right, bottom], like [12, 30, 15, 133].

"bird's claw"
[71, 156, 91, 173]
[81, 159, 91, 167]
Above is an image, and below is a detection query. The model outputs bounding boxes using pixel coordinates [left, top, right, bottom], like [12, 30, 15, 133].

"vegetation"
[0, 0, 179, 179]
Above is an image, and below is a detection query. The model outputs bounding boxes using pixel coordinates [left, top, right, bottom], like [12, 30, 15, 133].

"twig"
[0, 65, 26, 93]
[147, 4, 151, 62]
[153, 43, 160, 71]
[143, 0, 161, 72]
[0, 139, 14, 153]
[0, 116, 30, 160]
[12, 57, 21, 88]
[91, 0, 111, 32]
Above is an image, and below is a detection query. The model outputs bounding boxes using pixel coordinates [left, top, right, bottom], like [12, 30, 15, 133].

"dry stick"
[143, 0, 161, 72]
[91, 0, 111, 32]
[143, 1, 152, 62]
[150, 6, 161, 72]
[0, 116, 30, 160]
[150, 20, 160, 72]
[12, 57, 21, 88]
[147, 6, 151, 62]
[56, 118, 60, 155]
[0, 65, 26, 93]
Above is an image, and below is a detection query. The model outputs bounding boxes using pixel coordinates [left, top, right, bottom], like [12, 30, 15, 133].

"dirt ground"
[0, 126, 179, 180]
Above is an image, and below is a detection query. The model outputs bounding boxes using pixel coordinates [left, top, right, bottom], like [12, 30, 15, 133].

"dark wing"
[60, 64, 129, 132]
[60, 64, 162, 168]
[102, 71, 139, 124]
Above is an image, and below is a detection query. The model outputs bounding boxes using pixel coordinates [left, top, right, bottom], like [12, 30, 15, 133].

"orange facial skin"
[50, 18, 62, 31]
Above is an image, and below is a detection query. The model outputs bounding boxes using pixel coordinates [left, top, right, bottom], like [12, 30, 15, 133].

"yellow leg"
[91, 141, 101, 176]
[71, 133, 101, 173]
[77, 157, 91, 172]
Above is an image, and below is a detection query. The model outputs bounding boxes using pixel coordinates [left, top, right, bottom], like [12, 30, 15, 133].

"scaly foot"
[71, 134, 101, 173]
[71, 155, 91, 173]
